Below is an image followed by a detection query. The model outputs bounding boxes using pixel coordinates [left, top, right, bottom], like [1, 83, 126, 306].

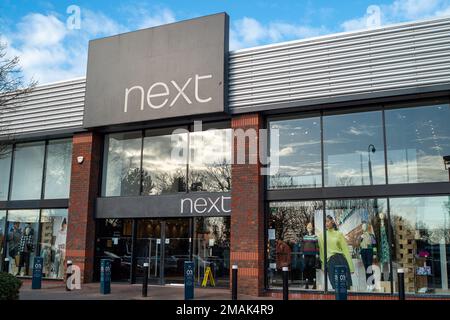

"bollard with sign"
[232, 265, 238, 300]
[32, 257, 43, 289]
[100, 259, 111, 294]
[3, 257, 10, 273]
[142, 262, 149, 297]
[398, 268, 405, 300]
[334, 265, 348, 300]
[184, 261, 194, 300]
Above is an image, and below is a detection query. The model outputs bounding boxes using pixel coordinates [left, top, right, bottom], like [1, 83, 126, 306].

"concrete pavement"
[18, 280, 272, 300]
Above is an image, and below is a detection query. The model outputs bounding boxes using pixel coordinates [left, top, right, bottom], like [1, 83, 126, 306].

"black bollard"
[282, 267, 289, 300]
[398, 268, 405, 300]
[142, 262, 149, 297]
[66, 260, 73, 291]
[3, 258, 9, 274]
[232, 265, 238, 300]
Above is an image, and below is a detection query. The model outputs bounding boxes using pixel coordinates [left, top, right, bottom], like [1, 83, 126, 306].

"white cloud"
[138, 8, 176, 29]
[15, 13, 66, 47]
[230, 17, 328, 50]
[341, 0, 450, 32]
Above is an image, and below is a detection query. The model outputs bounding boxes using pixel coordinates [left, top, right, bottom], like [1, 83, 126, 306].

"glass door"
[163, 219, 191, 284]
[135, 219, 162, 284]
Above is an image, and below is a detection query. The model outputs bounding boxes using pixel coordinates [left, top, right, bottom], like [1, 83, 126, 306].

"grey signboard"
[84, 13, 229, 128]
[96, 192, 231, 219]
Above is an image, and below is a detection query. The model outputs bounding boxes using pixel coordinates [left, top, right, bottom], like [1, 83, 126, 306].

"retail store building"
[1, 13, 450, 298]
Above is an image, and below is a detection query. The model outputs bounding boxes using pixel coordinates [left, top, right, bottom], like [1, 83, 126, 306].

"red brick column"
[230, 113, 265, 296]
[66, 132, 102, 283]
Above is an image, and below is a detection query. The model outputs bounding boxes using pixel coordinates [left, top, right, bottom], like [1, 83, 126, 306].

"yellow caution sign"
[201, 266, 216, 287]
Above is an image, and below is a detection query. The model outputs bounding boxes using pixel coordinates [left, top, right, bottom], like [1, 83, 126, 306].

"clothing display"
[17, 227, 34, 275]
[301, 234, 320, 286]
[360, 231, 376, 280]
[276, 240, 291, 269]
[379, 224, 390, 264]
[319, 229, 354, 289]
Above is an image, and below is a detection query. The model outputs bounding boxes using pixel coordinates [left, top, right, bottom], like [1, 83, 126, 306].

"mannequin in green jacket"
[319, 215, 354, 289]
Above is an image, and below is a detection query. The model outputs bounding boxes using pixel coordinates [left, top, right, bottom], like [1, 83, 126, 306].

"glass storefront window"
[390, 196, 450, 295]
[10, 142, 45, 200]
[189, 129, 232, 192]
[142, 130, 187, 195]
[0, 211, 6, 271]
[194, 216, 230, 287]
[5, 210, 39, 277]
[39, 209, 68, 279]
[325, 199, 389, 293]
[323, 111, 386, 187]
[95, 219, 133, 281]
[0, 145, 12, 200]
[386, 104, 450, 184]
[268, 201, 324, 290]
[103, 132, 143, 197]
[44, 139, 73, 199]
[268, 117, 322, 189]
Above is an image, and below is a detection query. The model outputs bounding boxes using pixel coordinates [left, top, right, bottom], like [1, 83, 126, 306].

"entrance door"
[163, 219, 191, 284]
[135, 219, 162, 284]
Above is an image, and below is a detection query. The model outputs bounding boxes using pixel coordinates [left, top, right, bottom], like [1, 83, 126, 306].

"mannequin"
[301, 222, 319, 289]
[54, 218, 67, 278]
[378, 213, 390, 281]
[7, 222, 22, 274]
[17, 224, 34, 276]
[276, 239, 291, 271]
[360, 222, 377, 289]
[319, 215, 354, 290]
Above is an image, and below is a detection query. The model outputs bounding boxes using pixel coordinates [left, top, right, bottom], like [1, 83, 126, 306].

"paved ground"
[19, 280, 272, 300]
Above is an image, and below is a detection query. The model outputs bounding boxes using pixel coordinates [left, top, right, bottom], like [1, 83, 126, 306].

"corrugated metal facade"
[0, 78, 85, 137]
[1, 17, 449, 138]
[228, 17, 450, 112]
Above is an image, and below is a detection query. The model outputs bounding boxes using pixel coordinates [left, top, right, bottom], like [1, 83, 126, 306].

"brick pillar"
[66, 132, 102, 283]
[230, 113, 265, 296]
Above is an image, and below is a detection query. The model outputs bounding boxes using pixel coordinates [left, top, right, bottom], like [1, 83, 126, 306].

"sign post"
[184, 261, 195, 300]
[334, 265, 348, 300]
[100, 259, 111, 295]
[31, 256, 43, 289]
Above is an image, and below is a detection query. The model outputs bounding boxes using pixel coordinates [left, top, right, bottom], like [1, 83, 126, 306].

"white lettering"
[207, 197, 220, 213]
[195, 74, 212, 103]
[180, 198, 193, 214]
[124, 86, 144, 112]
[170, 78, 192, 107]
[123, 73, 213, 112]
[194, 198, 208, 214]
[147, 82, 169, 109]
[221, 196, 231, 213]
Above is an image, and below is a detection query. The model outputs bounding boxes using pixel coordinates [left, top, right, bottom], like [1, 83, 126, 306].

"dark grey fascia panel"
[266, 182, 450, 201]
[96, 192, 231, 219]
[0, 199, 69, 210]
[84, 13, 229, 128]
[230, 85, 450, 115]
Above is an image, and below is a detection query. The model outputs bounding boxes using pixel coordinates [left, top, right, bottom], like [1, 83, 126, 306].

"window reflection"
[325, 199, 389, 293]
[386, 104, 450, 184]
[103, 132, 142, 197]
[142, 131, 187, 195]
[269, 117, 322, 189]
[323, 111, 386, 187]
[391, 196, 450, 295]
[0, 211, 6, 271]
[10, 142, 45, 200]
[44, 139, 72, 199]
[0, 145, 12, 200]
[189, 129, 232, 192]
[268, 201, 324, 290]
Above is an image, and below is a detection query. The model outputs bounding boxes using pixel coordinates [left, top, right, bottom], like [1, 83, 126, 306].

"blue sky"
[1, 0, 449, 84]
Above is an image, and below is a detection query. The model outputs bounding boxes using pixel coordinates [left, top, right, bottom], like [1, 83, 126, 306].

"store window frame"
[264, 95, 450, 296]
[0, 208, 69, 278]
[100, 121, 232, 198]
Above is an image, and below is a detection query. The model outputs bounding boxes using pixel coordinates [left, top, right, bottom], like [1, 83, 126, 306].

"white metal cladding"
[228, 17, 450, 112]
[0, 77, 85, 137]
